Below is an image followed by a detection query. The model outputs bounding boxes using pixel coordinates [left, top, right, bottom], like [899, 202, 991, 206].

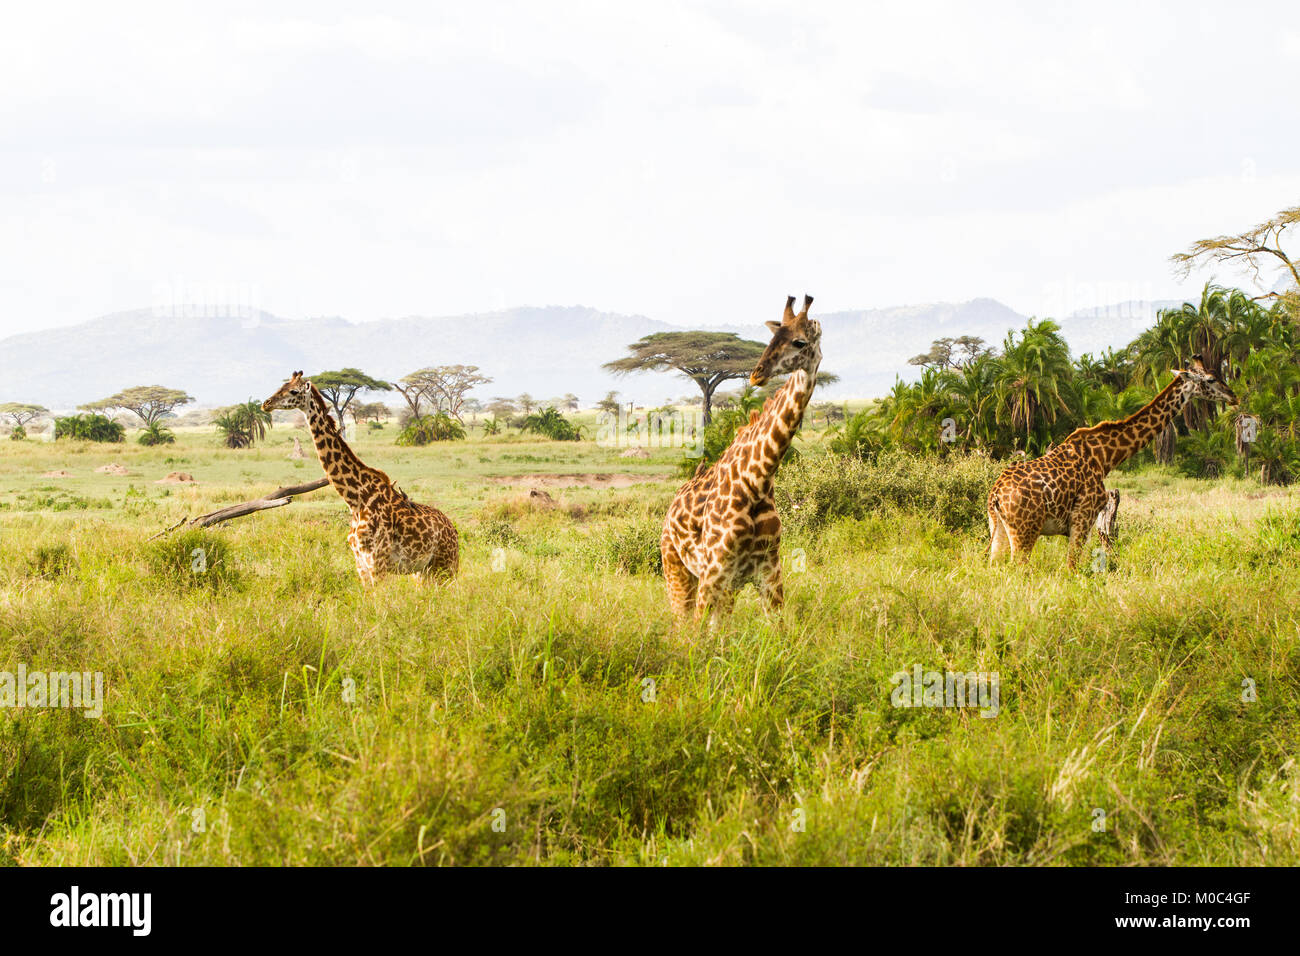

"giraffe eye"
[792, 339, 808, 349]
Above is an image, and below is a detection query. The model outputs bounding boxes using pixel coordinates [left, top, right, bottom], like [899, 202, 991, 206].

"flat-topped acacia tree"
[0, 402, 48, 430]
[604, 331, 768, 425]
[311, 369, 391, 424]
[80, 386, 193, 426]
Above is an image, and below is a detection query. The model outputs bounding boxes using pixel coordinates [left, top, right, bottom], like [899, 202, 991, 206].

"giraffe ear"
[766, 320, 782, 334]
[1170, 368, 1187, 377]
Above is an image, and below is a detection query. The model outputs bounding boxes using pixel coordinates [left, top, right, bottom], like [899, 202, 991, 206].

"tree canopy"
[80, 386, 193, 426]
[391, 365, 491, 424]
[603, 331, 767, 424]
[312, 369, 391, 423]
[1172, 204, 1299, 319]
[0, 402, 48, 428]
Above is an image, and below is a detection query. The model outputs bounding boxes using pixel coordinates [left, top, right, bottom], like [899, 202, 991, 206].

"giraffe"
[262, 371, 459, 585]
[987, 356, 1237, 569]
[661, 295, 822, 623]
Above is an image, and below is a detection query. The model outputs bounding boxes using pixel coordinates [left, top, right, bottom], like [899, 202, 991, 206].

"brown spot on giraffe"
[987, 355, 1238, 569]
[262, 371, 459, 585]
[661, 294, 823, 624]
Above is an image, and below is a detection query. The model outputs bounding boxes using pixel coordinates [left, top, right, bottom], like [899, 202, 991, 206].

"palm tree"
[214, 400, 272, 449]
[991, 319, 1077, 454]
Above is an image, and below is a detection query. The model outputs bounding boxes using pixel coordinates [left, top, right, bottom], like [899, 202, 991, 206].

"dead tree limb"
[148, 477, 330, 540]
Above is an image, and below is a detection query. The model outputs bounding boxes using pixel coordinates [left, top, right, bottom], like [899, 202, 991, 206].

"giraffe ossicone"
[660, 294, 822, 624]
[261, 371, 459, 585]
[987, 355, 1238, 569]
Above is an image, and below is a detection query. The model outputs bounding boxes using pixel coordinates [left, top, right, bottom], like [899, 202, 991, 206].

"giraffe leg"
[1068, 493, 1106, 571]
[1008, 524, 1040, 565]
[694, 573, 735, 627]
[662, 537, 697, 624]
[757, 550, 784, 612]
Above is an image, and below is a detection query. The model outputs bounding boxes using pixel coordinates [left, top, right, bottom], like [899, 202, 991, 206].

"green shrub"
[776, 449, 1004, 533]
[28, 544, 75, 579]
[54, 413, 124, 443]
[138, 422, 176, 446]
[520, 407, 582, 441]
[396, 413, 466, 445]
[582, 518, 663, 574]
[145, 529, 241, 589]
[677, 408, 799, 477]
[479, 519, 522, 547]
[9, 424, 26, 441]
[828, 409, 885, 460]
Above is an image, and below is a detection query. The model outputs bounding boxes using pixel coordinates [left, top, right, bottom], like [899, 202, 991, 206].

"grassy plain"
[1, 422, 1298, 865]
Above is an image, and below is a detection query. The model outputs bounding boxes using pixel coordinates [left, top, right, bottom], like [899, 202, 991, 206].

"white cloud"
[0, 0, 1297, 339]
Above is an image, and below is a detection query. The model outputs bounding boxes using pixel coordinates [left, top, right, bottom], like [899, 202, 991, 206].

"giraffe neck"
[725, 366, 818, 495]
[303, 385, 388, 511]
[1080, 376, 1193, 475]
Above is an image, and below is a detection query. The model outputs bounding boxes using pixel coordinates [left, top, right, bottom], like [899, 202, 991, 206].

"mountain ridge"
[0, 298, 1180, 410]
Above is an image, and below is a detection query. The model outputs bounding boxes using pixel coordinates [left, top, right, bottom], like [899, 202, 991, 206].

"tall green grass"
[0, 437, 1297, 865]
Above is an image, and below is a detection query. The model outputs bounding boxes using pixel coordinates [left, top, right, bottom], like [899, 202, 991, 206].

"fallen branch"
[148, 477, 330, 540]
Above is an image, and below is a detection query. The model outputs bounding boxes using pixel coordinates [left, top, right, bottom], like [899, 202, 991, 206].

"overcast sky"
[2, 0, 1298, 339]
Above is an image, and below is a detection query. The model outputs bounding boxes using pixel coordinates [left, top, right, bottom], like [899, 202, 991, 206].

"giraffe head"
[1173, 354, 1239, 407]
[261, 371, 314, 413]
[749, 295, 822, 386]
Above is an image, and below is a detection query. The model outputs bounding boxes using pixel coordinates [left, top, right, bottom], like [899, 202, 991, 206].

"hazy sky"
[2, 0, 1298, 339]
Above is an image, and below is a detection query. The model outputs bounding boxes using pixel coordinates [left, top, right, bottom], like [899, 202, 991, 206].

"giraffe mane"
[1060, 376, 1183, 446]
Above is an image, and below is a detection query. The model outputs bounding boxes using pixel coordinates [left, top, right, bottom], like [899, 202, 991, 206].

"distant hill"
[0, 297, 1188, 410]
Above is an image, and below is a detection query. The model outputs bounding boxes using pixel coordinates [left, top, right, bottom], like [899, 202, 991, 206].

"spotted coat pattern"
[262, 372, 459, 585]
[661, 296, 822, 623]
[987, 357, 1238, 569]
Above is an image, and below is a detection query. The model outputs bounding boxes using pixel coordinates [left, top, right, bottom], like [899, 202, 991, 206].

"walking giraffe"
[661, 295, 822, 623]
[987, 356, 1237, 568]
[262, 371, 458, 584]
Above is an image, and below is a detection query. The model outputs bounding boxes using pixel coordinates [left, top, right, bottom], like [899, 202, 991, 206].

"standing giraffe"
[987, 356, 1237, 569]
[262, 371, 458, 584]
[661, 295, 822, 623]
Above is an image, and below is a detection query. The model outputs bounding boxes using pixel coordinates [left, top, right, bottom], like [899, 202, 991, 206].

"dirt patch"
[95, 463, 129, 476]
[157, 471, 196, 484]
[43, 470, 73, 478]
[486, 472, 672, 489]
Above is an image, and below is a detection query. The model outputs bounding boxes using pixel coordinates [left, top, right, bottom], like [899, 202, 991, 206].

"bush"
[776, 449, 1005, 533]
[396, 413, 466, 446]
[828, 409, 885, 460]
[581, 518, 663, 575]
[520, 407, 582, 441]
[54, 413, 125, 443]
[138, 422, 176, 446]
[9, 425, 26, 441]
[677, 408, 799, 477]
[28, 544, 75, 579]
[145, 529, 240, 590]
[213, 401, 271, 449]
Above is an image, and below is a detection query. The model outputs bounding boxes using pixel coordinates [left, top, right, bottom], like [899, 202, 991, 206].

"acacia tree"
[0, 402, 48, 429]
[603, 331, 767, 424]
[81, 386, 193, 426]
[1172, 204, 1300, 319]
[312, 369, 390, 423]
[411, 366, 492, 423]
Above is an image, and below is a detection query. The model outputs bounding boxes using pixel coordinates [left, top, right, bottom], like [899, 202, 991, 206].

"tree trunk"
[700, 383, 714, 426]
[1155, 421, 1177, 464]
